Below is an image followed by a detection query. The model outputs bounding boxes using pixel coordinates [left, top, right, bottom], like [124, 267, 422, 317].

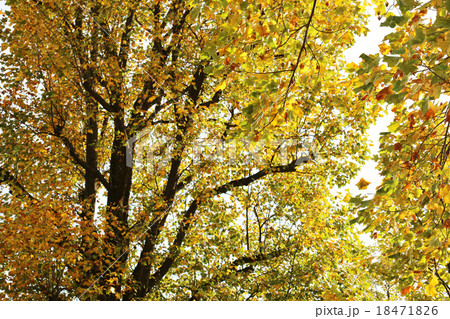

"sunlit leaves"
[425, 277, 439, 297]
[0, 0, 391, 300]
[354, 0, 450, 300]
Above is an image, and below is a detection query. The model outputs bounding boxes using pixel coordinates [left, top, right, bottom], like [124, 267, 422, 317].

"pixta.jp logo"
[126, 128, 318, 170]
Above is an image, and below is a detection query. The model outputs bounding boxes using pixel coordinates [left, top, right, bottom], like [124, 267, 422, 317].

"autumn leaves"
[353, 0, 450, 299]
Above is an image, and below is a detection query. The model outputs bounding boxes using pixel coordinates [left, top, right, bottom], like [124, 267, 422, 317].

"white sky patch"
[341, 11, 395, 198]
[338, 10, 396, 245]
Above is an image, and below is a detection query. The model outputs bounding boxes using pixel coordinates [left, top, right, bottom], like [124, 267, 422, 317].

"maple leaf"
[378, 42, 391, 55]
[375, 86, 394, 101]
[356, 178, 371, 190]
[394, 142, 402, 151]
[443, 219, 450, 229]
[424, 106, 436, 120]
[400, 285, 413, 296]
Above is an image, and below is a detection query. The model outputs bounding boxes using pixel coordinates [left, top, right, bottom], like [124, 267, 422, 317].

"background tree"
[353, 0, 450, 300]
[1, 0, 381, 300]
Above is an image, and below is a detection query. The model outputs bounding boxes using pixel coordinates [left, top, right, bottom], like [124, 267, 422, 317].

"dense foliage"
[353, 0, 450, 300]
[0, 0, 448, 300]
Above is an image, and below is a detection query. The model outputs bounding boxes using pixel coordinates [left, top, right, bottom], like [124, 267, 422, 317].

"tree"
[1, 0, 381, 300]
[353, 0, 450, 299]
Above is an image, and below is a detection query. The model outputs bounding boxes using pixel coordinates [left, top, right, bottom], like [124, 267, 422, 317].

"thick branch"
[214, 159, 298, 195]
[146, 199, 199, 290]
[59, 135, 111, 191]
[199, 90, 222, 108]
[82, 81, 118, 113]
[232, 250, 284, 267]
[118, 8, 135, 71]
[81, 98, 99, 220]
[126, 112, 191, 299]
[184, 66, 206, 104]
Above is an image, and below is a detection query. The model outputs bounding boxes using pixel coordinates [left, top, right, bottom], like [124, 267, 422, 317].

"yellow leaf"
[291, 106, 304, 118]
[431, 85, 441, 99]
[436, 32, 449, 54]
[255, 24, 269, 37]
[235, 52, 248, 64]
[340, 31, 352, 44]
[442, 185, 450, 204]
[356, 178, 371, 190]
[379, 42, 391, 55]
[346, 62, 358, 70]
[424, 276, 438, 297]
[214, 80, 227, 92]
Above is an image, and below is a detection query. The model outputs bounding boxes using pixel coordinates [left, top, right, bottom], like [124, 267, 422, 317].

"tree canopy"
[0, 0, 448, 300]
[353, 0, 450, 300]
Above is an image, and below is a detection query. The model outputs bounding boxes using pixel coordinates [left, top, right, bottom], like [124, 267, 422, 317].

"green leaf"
[388, 122, 400, 133]
[385, 92, 408, 104]
[404, 233, 414, 241]
[190, 5, 201, 20]
[429, 236, 441, 248]
[392, 79, 403, 92]
[360, 53, 381, 70]
[335, 6, 346, 15]
[381, 15, 407, 28]
[349, 196, 363, 205]
[410, 27, 425, 45]
[384, 31, 403, 42]
[392, 47, 406, 55]
[434, 16, 450, 28]
[398, 59, 419, 75]
[419, 97, 430, 114]
[354, 82, 373, 93]
[384, 55, 401, 67]
[397, 0, 420, 14]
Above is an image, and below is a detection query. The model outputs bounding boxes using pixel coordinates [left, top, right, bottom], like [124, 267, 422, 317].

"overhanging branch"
[214, 158, 298, 195]
[0, 167, 37, 201]
[283, 0, 318, 107]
